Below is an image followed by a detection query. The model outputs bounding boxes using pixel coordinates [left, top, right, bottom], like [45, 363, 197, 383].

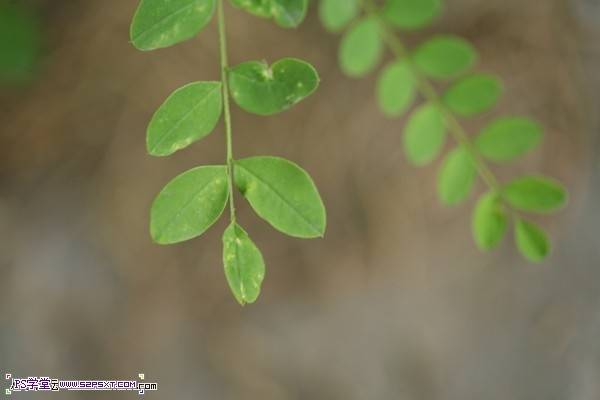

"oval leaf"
[472, 191, 508, 251]
[475, 117, 542, 162]
[270, 0, 308, 28]
[413, 35, 476, 79]
[228, 58, 319, 116]
[130, 0, 216, 51]
[222, 222, 266, 305]
[515, 219, 549, 263]
[438, 146, 476, 205]
[234, 156, 326, 238]
[150, 166, 228, 244]
[502, 176, 567, 213]
[403, 102, 446, 166]
[377, 61, 416, 117]
[443, 74, 502, 117]
[383, 0, 441, 30]
[339, 17, 383, 77]
[147, 82, 223, 156]
[319, 0, 359, 32]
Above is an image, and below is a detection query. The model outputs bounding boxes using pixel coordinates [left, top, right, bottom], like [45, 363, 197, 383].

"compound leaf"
[443, 74, 502, 117]
[502, 176, 567, 213]
[438, 146, 476, 205]
[228, 58, 319, 115]
[150, 166, 228, 244]
[413, 35, 476, 79]
[383, 0, 441, 30]
[403, 102, 446, 166]
[130, 0, 216, 51]
[222, 222, 266, 305]
[147, 81, 222, 156]
[339, 17, 383, 77]
[472, 191, 508, 250]
[234, 156, 326, 238]
[515, 219, 550, 263]
[319, 0, 359, 32]
[377, 61, 416, 117]
[475, 117, 542, 162]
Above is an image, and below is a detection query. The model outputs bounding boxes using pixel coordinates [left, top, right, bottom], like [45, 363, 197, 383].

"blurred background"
[1, 0, 599, 398]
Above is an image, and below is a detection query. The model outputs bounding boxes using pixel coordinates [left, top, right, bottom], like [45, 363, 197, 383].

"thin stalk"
[218, 0, 236, 221]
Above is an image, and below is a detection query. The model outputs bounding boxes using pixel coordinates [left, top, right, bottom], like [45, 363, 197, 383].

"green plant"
[319, 0, 568, 262]
[0, 3, 40, 85]
[130, 0, 325, 304]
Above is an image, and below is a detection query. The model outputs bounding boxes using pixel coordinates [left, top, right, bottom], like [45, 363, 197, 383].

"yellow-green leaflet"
[339, 17, 383, 77]
[472, 191, 507, 251]
[443, 74, 502, 116]
[515, 219, 549, 263]
[438, 146, 476, 205]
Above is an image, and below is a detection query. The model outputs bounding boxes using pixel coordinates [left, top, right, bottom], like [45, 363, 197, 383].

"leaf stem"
[361, 0, 501, 193]
[218, 0, 236, 221]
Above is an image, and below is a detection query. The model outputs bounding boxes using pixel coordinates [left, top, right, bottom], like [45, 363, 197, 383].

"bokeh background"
[1, 0, 599, 398]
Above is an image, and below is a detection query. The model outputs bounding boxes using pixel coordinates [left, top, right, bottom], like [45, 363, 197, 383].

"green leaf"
[130, 0, 216, 51]
[413, 35, 476, 79]
[443, 74, 502, 117]
[377, 61, 416, 117]
[383, 0, 441, 30]
[319, 0, 359, 32]
[403, 102, 446, 166]
[502, 176, 567, 213]
[438, 146, 476, 205]
[228, 58, 319, 116]
[229, 0, 308, 28]
[150, 166, 228, 244]
[475, 117, 542, 162]
[222, 222, 266, 305]
[0, 3, 40, 84]
[515, 219, 549, 263]
[234, 156, 326, 238]
[339, 17, 383, 77]
[472, 191, 508, 251]
[147, 82, 223, 156]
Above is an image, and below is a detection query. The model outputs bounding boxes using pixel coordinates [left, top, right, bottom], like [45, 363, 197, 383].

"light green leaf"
[383, 0, 441, 30]
[234, 156, 326, 238]
[130, 0, 216, 51]
[377, 61, 416, 117]
[228, 58, 319, 116]
[515, 219, 549, 263]
[472, 191, 507, 251]
[229, 0, 308, 28]
[222, 222, 266, 305]
[147, 82, 222, 156]
[0, 3, 40, 84]
[438, 146, 476, 205]
[475, 117, 542, 162]
[403, 102, 446, 166]
[150, 166, 228, 244]
[339, 17, 383, 77]
[319, 0, 359, 32]
[443, 74, 502, 117]
[502, 176, 567, 213]
[413, 35, 476, 79]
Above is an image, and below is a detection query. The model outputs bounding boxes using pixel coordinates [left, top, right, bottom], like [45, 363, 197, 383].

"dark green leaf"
[383, 0, 441, 30]
[130, 0, 216, 51]
[515, 219, 549, 263]
[150, 166, 228, 244]
[438, 146, 476, 205]
[472, 191, 507, 250]
[234, 156, 326, 238]
[228, 58, 319, 115]
[413, 35, 476, 79]
[147, 82, 222, 156]
[475, 117, 542, 162]
[319, 0, 359, 32]
[502, 176, 567, 213]
[443, 74, 502, 117]
[0, 3, 40, 84]
[377, 61, 416, 117]
[222, 222, 266, 305]
[339, 17, 383, 77]
[403, 103, 446, 166]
